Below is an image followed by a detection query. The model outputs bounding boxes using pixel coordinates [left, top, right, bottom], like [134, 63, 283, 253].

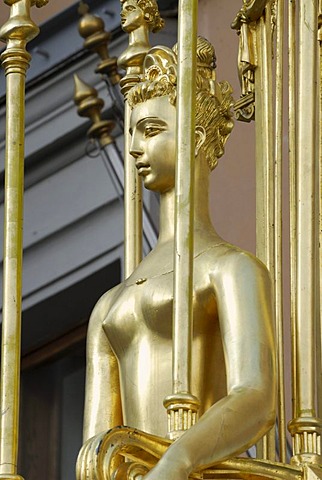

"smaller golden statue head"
[128, 37, 234, 170]
[120, 0, 164, 34]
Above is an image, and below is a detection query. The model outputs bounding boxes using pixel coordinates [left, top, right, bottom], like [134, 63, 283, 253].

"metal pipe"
[274, 0, 287, 463]
[295, 0, 318, 420]
[117, 0, 158, 278]
[288, 0, 322, 464]
[318, 0, 322, 425]
[172, 0, 198, 396]
[0, 1, 39, 477]
[99, 142, 158, 251]
[163, 0, 200, 440]
[288, 0, 297, 434]
[124, 101, 142, 277]
[255, 7, 276, 461]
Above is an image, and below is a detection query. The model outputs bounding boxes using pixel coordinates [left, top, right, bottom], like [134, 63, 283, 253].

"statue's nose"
[130, 135, 144, 159]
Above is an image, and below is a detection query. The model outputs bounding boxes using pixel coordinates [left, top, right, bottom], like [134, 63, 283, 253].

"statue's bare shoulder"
[195, 236, 271, 290]
[195, 237, 274, 345]
[88, 283, 124, 329]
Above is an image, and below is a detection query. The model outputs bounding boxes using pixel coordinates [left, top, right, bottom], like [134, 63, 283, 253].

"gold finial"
[33, 0, 49, 6]
[78, 3, 120, 84]
[4, 0, 49, 6]
[0, 1, 41, 479]
[78, 1, 89, 16]
[0, 0, 39, 47]
[73, 74, 115, 147]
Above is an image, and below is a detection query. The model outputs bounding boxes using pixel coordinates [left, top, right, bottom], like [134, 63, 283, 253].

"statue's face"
[130, 96, 177, 193]
[120, 0, 144, 32]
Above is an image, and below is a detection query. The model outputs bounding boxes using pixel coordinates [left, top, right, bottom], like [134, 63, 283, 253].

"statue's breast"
[102, 272, 174, 357]
[102, 260, 225, 423]
[102, 264, 218, 359]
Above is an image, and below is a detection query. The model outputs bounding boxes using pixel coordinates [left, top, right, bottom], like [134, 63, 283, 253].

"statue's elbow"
[259, 384, 276, 434]
[264, 407, 276, 433]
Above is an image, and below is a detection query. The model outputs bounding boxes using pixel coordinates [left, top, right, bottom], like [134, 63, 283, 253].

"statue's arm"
[149, 251, 276, 478]
[83, 289, 123, 443]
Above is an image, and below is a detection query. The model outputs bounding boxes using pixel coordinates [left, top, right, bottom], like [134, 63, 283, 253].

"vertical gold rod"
[318, 2, 322, 424]
[117, 0, 154, 278]
[288, 0, 297, 430]
[0, 1, 39, 478]
[172, 0, 198, 396]
[255, 11, 275, 285]
[274, 0, 286, 463]
[124, 101, 142, 278]
[295, 0, 318, 420]
[288, 0, 321, 463]
[255, 5, 276, 461]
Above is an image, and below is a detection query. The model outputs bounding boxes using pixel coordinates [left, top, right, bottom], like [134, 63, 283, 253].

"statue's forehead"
[130, 97, 175, 128]
[121, 0, 137, 7]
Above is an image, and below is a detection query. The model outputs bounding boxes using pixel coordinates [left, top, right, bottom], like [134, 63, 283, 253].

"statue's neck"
[158, 167, 213, 245]
[128, 25, 150, 47]
[158, 190, 175, 243]
[118, 25, 150, 72]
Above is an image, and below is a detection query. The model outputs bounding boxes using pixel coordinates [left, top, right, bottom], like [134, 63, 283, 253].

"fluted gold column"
[163, 0, 200, 440]
[0, 1, 45, 478]
[274, 0, 286, 463]
[123, 101, 142, 277]
[254, 4, 276, 461]
[288, 0, 322, 465]
[318, 0, 322, 431]
[288, 0, 297, 438]
[117, 6, 149, 278]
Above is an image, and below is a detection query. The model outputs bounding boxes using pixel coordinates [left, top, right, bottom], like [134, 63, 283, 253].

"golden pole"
[124, 101, 142, 277]
[0, 1, 45, 478]
[288, 0, 322, 464]
[255, 5, 276, 461]
[274, 0, 286, 463]
[117, 0, 161, 277]
[318, 0, 322, 426]
[163, 0, 200, 439]
[288, 0, 297, 434]
[77, 1, 145, 278]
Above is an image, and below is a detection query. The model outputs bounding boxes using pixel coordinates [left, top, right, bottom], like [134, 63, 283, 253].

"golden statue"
[118, 0, 164, 75]
[79, 36, 276, 480]
[0, 2, 321, 480]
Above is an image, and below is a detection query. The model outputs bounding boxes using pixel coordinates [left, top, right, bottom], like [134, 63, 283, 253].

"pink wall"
[199, 0, 256, 254]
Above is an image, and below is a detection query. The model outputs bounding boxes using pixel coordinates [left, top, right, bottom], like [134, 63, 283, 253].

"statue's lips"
[136, 163, 151, 175]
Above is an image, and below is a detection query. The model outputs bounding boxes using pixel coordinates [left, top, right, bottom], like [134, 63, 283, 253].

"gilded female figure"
[82, 37, 275, 480]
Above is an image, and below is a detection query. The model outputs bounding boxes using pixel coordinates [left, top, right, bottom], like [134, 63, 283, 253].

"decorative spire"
[4, 0, 49, 6]
[78, 2, 120, 84]
[73, 74, 115, 147]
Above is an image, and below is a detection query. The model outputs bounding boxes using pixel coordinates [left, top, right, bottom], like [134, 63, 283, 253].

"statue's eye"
[144, 125, 165, 137]
[125, 5, 136, 11]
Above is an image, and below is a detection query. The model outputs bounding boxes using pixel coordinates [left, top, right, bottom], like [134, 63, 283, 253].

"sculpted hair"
[128, 36, 234, 170]
[136, 0, 164, 32]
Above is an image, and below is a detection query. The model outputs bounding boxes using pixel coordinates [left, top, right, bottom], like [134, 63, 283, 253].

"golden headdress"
[128, 37, 234, 169]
